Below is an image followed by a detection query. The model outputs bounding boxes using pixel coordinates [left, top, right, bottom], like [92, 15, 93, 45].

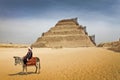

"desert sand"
[0, 47, 120, 80]
[0, 43, 29, 48]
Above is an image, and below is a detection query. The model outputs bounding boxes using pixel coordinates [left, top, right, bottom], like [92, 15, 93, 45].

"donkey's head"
[13, 56, 22, 66]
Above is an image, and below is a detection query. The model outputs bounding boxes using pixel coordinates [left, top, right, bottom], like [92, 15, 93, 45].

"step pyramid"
[32, 18, 96, 48]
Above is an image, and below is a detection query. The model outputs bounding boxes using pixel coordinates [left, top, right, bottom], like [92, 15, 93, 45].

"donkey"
[13, 56, 41, 74]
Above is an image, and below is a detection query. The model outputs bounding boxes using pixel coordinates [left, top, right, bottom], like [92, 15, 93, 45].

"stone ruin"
[32, 18, 96, 48]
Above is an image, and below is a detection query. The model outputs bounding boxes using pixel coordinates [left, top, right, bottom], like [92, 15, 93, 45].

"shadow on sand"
[8, 72, 39, 76]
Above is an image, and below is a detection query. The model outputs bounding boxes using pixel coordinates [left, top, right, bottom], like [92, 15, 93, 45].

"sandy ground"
[0, 43, 29, 48]
[0, 47, 120, 80]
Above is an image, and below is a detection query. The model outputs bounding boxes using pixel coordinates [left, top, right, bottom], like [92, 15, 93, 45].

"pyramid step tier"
[43, 30, 86, 36]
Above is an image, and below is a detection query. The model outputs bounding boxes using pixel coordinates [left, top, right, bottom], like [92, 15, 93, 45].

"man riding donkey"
[13, 46, 41, 73]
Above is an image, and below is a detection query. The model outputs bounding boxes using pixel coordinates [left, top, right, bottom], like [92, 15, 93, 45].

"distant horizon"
[0, 0, 120, 44]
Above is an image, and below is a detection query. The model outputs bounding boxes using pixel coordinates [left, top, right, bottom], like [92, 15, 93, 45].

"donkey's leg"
[22, 65, 24, 72]
[22, 64, 25, 73]
[35, 65, 37, 73]
[35, 62, 40, 74]
[38, 63, 40, 74]
[25, 66, 27, 74]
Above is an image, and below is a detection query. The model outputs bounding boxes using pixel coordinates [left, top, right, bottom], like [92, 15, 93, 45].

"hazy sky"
[0, 0, 120, 44]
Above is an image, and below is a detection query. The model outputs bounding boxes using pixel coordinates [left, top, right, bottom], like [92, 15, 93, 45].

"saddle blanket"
[26, 57, 36, 66]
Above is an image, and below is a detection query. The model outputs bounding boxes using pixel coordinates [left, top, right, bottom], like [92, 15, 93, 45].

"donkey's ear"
[13, 56, 16, 58]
